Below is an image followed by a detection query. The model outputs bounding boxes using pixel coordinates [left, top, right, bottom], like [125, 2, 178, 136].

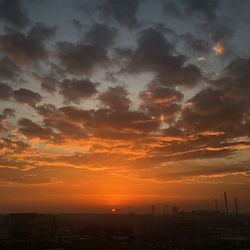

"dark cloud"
[179, 87, 246, 134]
[181, 33, 210, 55]
[80, 109, 160, 139]
[13, 88, 42, 107]
[3, 108, 15, 118]
[73, 0, 99, 15]
[0, 108, 14, 132]
[0, 137, 30, 153]
[0, 23, 56, 65]
[104, 71, 119, 83]
[163, 1, 236, 57]
[84, 23, 118, 48]
[36, 103, 58, 118]
[71, 18, 83, 31]
[198, 22, 235, 58]
[28, 22, 56, 40]
[46, 118, 87, 140]
[184, 0, 219, 20]
[18, 118, 58, 141]
[209, 23, 233, 43]
[124, 28, 201, 87]
[36, 104, 88, 140]
[41, 76, 59, 93]
[140, 82, 183, 105]
[59, 78, 98, 104]
[140, 82, 183, 121]
[0, 82, 12, 100]
[58, 106, 91, 122]
[162, 0, 220, 21]
[162, 2, 184, 19]
[213, 58, 250, 103]
[98, 85, 131, 111]
[0, 0, 30, 28]
[0, 114, 6, 132]
[57, 41, 109, 75]
[0, 58, 21, 81]
[36, 104, 160, 141]
[210, 58, 250, 128]
[25, 0, 49, 4]
[100, 0, 143, 29]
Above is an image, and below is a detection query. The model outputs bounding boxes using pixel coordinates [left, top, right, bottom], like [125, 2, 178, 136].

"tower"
[163, 204, 169, 216]
[224, 192, 229, 215]
[172, 206, 178, 215]
[214, 199, 219, 211]
[151, 205, 155, 216]
[234, 197, 239, 215]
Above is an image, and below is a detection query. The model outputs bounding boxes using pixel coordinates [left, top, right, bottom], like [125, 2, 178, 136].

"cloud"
[0, 137, 30, 153]
[151, 162, 250, 182]
[3, 108, 15, 118]
[85, 109, 160, 137]
[139, 82, 183, 121]
[100, 0, 143, 29]
[98, 85, 131, 111]
[0, 165, 57, 185]
[0, 82, 13, 100]
[35, 104, 88, 141]
[0, 0, 30, 28]
[179, 87, 247, 135]
[13, 88, 42, 107]
[200, 22, 234, 57]
[124, 28, 202, 87]
[212, 58, 250, 103]
[206, 58, 250, 135]
[58, 105, 91, 122]
[162, 0, 220, 21]
[36, 104, 160, 141]
[140, 82, 183, 106]
[57, 41, 109, 75]
[59, 78, 98, 104]
[0, 23, 56, 65]
[181, 33, 210, 55]
[41, 76, 59, 93]
[0, 58, 21, 81]
[162, 1, 236, 58]
[183, 0, 219, 20]
[28, 22, 56, 40]
[0, 84, 42, 107]
[18, 118, 58, 141]
[84, 23, 118, 48]
[73, 0, 99, 15]
[0, 114, 6, 132]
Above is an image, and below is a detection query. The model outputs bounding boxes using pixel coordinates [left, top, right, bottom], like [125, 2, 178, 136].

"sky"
[0, 0, 250, 213]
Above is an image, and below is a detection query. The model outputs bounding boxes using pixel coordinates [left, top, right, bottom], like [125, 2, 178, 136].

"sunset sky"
[1, 0, 250, 213]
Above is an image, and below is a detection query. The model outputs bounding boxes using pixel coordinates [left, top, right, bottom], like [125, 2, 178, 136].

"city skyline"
[0, 0, 250, 213]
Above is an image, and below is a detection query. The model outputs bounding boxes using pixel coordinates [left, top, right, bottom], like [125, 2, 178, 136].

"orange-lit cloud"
[213, 42, 224, 55]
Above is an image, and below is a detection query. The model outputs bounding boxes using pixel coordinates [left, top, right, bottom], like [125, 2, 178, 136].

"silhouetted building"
[8, 213, 56, 240]
[172, 206, 179, 215]
[0, 215, 8, 240]
[214, 199, 219, 211]
[151, 205, 155, 216]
